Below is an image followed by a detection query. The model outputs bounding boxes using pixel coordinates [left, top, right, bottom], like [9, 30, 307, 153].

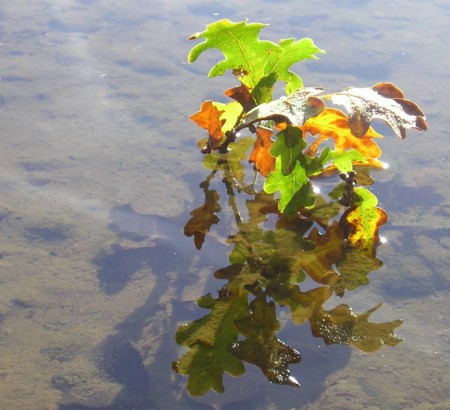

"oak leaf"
[341, 187, 388, 255]
[190, 101, 225, 149]
[188, 19, 324, 92]
[172, 291, 250, 395]
[184, 188, 221, 250]
[225, 84, 256, 112]
[231, 299, 301, 386]
[248, 126, 275, 177]
[331, 82, 428, 138]
[310, 303, 403, 352]
[238, 87, 324, 131]
[291, 221, 344, 286]
[302, 108, 383, 168]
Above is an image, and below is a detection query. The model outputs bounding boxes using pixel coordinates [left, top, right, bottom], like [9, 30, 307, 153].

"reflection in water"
[173, 138, 403, 397]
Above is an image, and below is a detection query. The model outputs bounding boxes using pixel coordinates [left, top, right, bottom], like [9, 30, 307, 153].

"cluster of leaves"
[173, 19, 427, 396]
[188, 19, 427, 241]
[174, 152, 403, 395]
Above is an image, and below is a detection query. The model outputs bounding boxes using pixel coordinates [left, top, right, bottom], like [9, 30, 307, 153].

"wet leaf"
[267, 284, 332, 324]
[190, 101, 225, 149]
[301, 194, 342, 226]
[172, 290, 250, 395]
[333, 247, 383, 296]
[230, 298, 301, 386]
[341, 187, 388, 254]
[238, 87, 324, 131]
[188, 19, 324, 91]
[291, 221, 344, 286]
[248, 126, 275, 177]
[203, 137, 254, 183]
[331, 82, 428, 138]
[310, 304, 403, 352]
[302, 108, 383, 168]
[184, 188, 221, 250]
[264, 127, 324, 217]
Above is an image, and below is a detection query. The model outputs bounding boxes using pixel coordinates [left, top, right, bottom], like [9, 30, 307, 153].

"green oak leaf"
[269, 38, 326, 94]
[334, 247, 383, 296]
[265, 157, 315, 217]
[251, 72, 279, 105]
[330, 149, 367, 173]
[267, 284, 332, 325]
[172, 291, 250, 395]
[342, 187, 388, 254]
[188, 19, 324, 92]
[264, 127, 325, 216]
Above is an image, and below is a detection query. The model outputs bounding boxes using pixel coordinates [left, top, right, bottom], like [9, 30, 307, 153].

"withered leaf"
[190, 101, 225, 149]
[237, 87, 325, 131]
[225, 84, 256, 112]
[248, 126, 275, 177]
[331, 82, 428, 138]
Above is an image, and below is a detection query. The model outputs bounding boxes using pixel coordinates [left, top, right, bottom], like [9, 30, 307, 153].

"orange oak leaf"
[302, 108, 383, 167]
[190, 101, 225, 149]
[248, 126, 275, 177]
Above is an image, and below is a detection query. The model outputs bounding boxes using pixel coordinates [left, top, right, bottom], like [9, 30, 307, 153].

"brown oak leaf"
[225, 84, 256, 112]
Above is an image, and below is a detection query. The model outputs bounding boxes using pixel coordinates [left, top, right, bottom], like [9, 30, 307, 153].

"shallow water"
[0, 1, 449, 409]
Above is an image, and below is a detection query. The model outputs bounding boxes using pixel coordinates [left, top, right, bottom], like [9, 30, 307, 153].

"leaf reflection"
[172, 139, 402, 396]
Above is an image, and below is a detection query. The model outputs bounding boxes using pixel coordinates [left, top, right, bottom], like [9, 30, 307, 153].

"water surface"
[0, 1, 449, 409]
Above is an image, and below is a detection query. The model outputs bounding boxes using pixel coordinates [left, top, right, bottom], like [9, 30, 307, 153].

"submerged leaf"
[310, 304, 403, 352]
[334, 247, 383, 296]
[268, 284, 332, 324]
[184, 188, 221, 250]
[331, 82, 428, 138]
[231, 299, 301, 386]
[172, 291, 250, 395]
[292, 221, 344, 286]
